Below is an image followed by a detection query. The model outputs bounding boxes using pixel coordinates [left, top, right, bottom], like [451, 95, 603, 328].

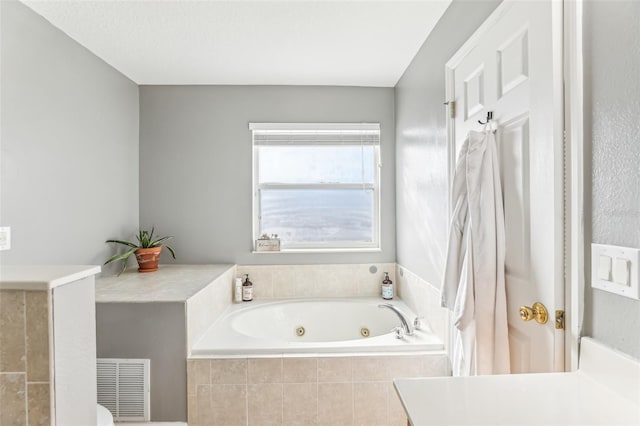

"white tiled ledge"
[252, 248, 382, 254]
[0, 265, 101, 290]
[95, 264, 234, 302]
[121, 422, 186, 425]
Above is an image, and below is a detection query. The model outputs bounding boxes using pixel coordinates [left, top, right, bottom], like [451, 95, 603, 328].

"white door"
[446, 0, 565, 373]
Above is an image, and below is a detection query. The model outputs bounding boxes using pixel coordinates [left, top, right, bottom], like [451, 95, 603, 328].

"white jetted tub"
[191, 298, 443, 356]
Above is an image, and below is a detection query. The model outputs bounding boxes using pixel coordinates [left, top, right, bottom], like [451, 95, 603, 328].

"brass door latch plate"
[555, 310, 565, 329]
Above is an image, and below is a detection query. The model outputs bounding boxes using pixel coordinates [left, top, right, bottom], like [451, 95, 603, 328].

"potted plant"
[104, 227, 176, 275]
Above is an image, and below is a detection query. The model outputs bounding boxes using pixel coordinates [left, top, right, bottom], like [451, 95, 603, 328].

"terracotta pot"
[134, 246, 163, 273]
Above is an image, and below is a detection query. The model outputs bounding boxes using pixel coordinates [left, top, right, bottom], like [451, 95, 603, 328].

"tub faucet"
[378, 303, 414, 337]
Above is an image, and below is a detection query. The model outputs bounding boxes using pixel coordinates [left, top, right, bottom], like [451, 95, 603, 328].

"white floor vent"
[97, 358, 150, 422]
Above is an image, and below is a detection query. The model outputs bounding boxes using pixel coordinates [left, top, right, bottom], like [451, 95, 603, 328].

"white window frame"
[250, 122, 381, 252]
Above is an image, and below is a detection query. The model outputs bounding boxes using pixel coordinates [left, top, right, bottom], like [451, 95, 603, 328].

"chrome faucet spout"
[378, 303, 414, 336]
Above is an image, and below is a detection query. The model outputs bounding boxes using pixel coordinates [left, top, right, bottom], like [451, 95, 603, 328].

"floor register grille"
[97, 358, 150, 422]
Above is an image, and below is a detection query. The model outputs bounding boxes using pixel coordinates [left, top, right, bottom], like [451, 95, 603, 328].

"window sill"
[252, 248, 382, 254]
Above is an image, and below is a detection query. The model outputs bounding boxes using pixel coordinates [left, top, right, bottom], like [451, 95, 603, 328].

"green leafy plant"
[104, 227, 176, 275]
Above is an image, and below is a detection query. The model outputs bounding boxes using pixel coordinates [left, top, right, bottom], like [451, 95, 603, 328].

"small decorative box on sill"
[255, 234, 281, 252]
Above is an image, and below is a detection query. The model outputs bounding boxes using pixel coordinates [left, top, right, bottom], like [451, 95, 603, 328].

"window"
[251, 123, 380, 251]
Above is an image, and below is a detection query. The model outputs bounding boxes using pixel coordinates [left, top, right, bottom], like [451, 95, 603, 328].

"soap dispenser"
[242, 274, 254, 302]
[381, 272, 393, 300]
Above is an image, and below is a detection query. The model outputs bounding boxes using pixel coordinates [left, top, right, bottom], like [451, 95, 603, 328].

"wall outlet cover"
[591, 244, 640, 300]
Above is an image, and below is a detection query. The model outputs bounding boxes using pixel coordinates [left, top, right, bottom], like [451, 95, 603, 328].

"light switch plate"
[612, 258, 630, 286]
[591, 244, 639, 300]
[0, 227, 10, 251]
[597, 255, 612, 280]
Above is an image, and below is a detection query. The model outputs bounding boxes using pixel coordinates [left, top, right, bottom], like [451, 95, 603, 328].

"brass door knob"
[519, 302, 548, 324]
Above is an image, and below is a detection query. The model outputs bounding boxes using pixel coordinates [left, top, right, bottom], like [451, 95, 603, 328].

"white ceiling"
[22, 0, 451, 87]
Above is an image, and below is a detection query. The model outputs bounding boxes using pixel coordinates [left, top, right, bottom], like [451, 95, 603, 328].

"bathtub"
[191, 297, 444, 356]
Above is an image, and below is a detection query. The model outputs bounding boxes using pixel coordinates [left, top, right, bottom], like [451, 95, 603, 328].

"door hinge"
[444, 100, 456, 118]
[555, 310, 565, 330]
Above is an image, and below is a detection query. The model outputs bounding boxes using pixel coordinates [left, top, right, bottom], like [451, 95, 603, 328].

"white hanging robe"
[441, 129, 510, 376]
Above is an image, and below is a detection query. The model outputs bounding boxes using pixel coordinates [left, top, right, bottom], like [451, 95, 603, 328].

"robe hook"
[478, 111, 494, 125]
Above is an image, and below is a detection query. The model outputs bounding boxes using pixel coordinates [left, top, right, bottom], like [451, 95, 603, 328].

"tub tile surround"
[249, 383, 283, 425]
[396, 264, 450, 356]
[186, 266, 236, 350]
[0, 373, 26, 425]
[0, 290, 51, 426]
[185, 262, 450, 424]
[187, 354, 449, 426]
[0, 266, 100, 426]
[283, 382, 316, 425]
[236, 263, 397, 300]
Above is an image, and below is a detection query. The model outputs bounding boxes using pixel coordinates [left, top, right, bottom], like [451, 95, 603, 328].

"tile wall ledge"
[251, 248, 382, 254]
[0, 265, 101, 291]
[396, 263, 440, 292]
[96, 264, 235, 303]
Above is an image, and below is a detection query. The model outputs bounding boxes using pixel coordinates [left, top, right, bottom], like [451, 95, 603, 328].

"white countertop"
[0, 265, 101, 290]
[395, 372, 638, 425]
[394, 338, 640, 425]
[95, 264, 234, 302]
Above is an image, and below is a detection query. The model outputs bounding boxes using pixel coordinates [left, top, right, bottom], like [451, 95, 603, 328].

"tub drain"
[295, 326, 305, 337]
[360, 327, 370, 338]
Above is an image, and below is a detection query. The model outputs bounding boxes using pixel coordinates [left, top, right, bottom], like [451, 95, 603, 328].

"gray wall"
[394, 0, 501, 285]
[583, 0, 640, 358]
[96, 303, 187, 421]
[139, 86, 395, 265]
[0, 0, 139, 271]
